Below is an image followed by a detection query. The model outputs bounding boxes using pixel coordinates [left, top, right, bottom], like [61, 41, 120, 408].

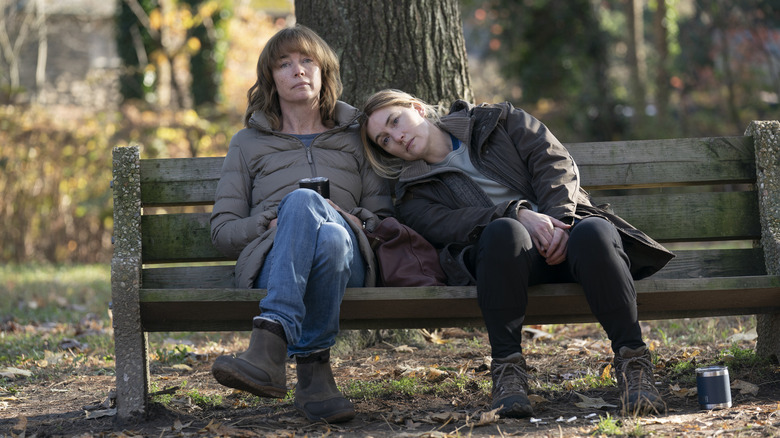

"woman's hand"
[327, 200, 363, 229]
[516, 209, 571, 265]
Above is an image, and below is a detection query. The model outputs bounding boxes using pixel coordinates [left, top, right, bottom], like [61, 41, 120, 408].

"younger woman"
[359, 89, 674, 417]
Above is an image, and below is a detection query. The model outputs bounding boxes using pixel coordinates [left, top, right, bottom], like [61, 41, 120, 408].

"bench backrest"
[127, 135, 762, 291]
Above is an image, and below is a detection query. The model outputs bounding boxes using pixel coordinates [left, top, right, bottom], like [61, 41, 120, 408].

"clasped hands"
[516, 208, 571, 265]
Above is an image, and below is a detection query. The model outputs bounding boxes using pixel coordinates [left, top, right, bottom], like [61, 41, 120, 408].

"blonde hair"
[359, 89, 441, 179]
[244, 25, 343, 130]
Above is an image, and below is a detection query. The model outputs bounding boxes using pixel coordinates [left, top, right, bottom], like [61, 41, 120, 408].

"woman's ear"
[412, 102, 425, 118]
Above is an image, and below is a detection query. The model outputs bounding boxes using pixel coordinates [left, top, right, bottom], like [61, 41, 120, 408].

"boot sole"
[212, 357, 287, 398]
[294, 402, 356, 423]
[495, 402, 534, 418]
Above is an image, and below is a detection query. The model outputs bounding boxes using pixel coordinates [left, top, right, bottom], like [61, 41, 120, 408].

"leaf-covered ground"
[2, 318, 779, 437]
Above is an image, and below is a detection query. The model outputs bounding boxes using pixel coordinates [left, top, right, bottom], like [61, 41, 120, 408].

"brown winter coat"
[394, 100, 674, 285]
[211, 101, 394, 288]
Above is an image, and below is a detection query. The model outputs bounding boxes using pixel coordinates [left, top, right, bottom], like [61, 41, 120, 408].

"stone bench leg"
[749, 120, 780, 362]
[112, 145, 149, 420]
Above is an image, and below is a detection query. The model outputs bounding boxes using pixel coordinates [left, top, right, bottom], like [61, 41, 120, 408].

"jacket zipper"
[306, 145, 316, 175]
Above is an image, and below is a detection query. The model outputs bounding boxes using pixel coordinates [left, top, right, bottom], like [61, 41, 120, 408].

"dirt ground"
[2, 324, 779, 437]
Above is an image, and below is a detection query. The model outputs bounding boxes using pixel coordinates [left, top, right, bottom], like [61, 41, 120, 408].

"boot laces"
[616, 353, 654, 392]
[492, 361, 529, 398]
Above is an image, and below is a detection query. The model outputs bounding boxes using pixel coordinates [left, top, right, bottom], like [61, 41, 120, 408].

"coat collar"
[248, 100, 360, 132]
[396, 100, 505, 183]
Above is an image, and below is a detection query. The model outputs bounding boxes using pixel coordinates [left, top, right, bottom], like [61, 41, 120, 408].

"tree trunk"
[295, 0, 472, 108]
[652, 0, 669, 130]
[625, 0, 646, 118]
[34, 0, 47, 104]
[295, 0, 472, 347]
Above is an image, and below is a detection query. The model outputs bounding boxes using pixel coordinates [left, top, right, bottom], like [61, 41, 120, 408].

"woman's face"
[272, 51, 322, 106]
[365, 104, 432, 162]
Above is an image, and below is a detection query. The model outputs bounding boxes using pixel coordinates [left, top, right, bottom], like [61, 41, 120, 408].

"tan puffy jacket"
[210, 101, 394, 288]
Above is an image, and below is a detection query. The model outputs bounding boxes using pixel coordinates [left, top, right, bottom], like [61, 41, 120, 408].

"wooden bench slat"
[140, 190, 760, 263]
[137, 275, 780, 331]
[650, 247, 766, 278]
[139, 247, 767, 289]
[592, 190, 760, 241]
[569, 136, 755, 188]
[141, 213, 226, 262]
[137, 137, 755, 205]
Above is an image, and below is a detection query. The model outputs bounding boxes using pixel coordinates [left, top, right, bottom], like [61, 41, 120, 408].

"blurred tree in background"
[117, 0, 230, 109]
[461, 0, 779, 141]
[296, 0, 472, 108]
[0, 0, 778, 265]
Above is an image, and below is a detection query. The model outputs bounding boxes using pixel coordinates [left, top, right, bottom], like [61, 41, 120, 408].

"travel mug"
[298, 177, 329, 198]
[696, 365, 732, 410]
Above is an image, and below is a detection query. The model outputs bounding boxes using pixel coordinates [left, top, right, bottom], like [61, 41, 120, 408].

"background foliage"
[0, 0, 777, 265]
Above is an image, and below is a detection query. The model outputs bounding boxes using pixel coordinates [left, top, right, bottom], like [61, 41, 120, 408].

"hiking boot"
[212, 319, 288, 398]
[490, 352, 534, 418]
[294, 349, 356, 423]
[613, 345, 667, 415]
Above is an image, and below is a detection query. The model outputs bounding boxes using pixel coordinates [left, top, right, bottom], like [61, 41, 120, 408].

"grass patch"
[343, 373, 488, 401]
[0, 264, 112, 324]
[1, 264, 114, 372]
[593, 414, 623, 435]
[648, 316, 755, 346]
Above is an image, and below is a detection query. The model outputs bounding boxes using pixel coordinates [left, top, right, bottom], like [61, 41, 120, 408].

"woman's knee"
[280, 187, 323, 209]
[480, 218, 532, 255]
[315, 222, 352, 260]
[568, 217, 620, 253]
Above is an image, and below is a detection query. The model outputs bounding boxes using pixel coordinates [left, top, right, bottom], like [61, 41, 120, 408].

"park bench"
[111, 120, 780, 420]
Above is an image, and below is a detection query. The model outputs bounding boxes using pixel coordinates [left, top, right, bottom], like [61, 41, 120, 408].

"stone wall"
[13, 0, 120, 109]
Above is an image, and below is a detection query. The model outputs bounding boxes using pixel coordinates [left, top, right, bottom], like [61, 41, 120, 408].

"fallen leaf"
[173, 418, 193, 431]
[522, 327, 553, 340]
[528, 394, 549, 406]
[644, 415, 687, 424]
[0, 367, 32, 379]
[731, 379, 759, 396]
[171, 364, 192, 371]
[59, 338, 86, 351]
[726, 328, 757, 343]
[430, 411, 459, 423]
[470, 407, 501, 425]
[573, 392, 617, 409]
[669, 383, 697, 398]
[420, 328, 449, 345]
[601, 364, 612, 380]
[85, 408, 117, 419]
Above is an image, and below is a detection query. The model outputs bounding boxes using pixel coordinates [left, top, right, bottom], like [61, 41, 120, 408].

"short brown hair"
[244, 25, 342, 130]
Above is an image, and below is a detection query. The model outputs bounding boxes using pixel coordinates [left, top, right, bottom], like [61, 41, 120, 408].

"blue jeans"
[253, 189, 365, 356]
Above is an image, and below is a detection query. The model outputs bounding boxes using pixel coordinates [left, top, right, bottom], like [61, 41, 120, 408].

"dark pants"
[470, 217, 645, 358]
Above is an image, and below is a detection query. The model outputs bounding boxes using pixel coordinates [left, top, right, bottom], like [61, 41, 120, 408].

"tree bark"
[295, 0, 472, 108]
[625, 0, 647, 116]
[653, 0, 669, 129]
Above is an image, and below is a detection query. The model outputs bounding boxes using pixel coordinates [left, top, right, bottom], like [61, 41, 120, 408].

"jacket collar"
[248, 100, 360, 132]
[396, 100, 504, 182]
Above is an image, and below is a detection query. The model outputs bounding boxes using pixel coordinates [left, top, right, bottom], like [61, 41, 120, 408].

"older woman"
[209, 26, 392, 423]
[359, 89, 674, 418]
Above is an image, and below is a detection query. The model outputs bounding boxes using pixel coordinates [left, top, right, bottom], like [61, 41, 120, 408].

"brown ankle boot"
[212, 319, 288, 398]
[294, 349, 355, 423]
[613, 345, 667, 415]
[491, 352, 534, 418]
